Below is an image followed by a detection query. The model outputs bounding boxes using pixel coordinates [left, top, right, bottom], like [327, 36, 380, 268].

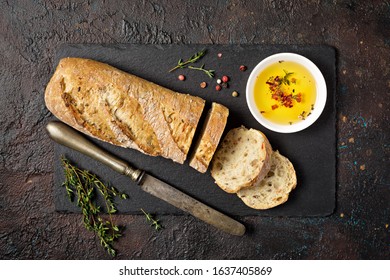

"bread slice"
[44, 57, 205, 163]
[210, 126, 272, 193]
[237, 150, 297, 209]
[189, 102, 229, 173]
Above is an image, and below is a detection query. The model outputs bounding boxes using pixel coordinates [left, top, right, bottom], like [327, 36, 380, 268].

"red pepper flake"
[222, 75, 229, 83]
[239, 65, 247, 72]
[178, 74, 185, 81]
[215, 85, 222, 91]
[294, 92, 302, 103]
[266, 72, 302, 109]
[271, 93, 279, 101]
[271, 104, 279, 110]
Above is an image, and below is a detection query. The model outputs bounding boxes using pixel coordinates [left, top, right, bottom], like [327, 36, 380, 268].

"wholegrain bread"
[189, 102, 229, 173]
[45, 57, 205, 163]
[237, 150, 297, 209]
[210, 126, 272, 193]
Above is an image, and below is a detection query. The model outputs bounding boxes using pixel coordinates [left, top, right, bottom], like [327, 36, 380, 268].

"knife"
[46, 121, 245, 236]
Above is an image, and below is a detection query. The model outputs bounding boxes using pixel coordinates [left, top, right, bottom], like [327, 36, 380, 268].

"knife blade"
[46, 121, 245, 236]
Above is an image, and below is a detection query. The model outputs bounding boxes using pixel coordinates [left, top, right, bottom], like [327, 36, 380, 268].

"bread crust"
[248, 129, 273, 188]
[189, 102, 229, 173]
[45, 57, 205, 163]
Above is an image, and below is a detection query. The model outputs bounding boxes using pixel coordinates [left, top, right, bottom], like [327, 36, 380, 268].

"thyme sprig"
[188, 64, 215, 78]
[282, 69, 294, 85]
[61, 157, 128, 257]
[169, 49, 206, 72]
[141, 208, 162, 231]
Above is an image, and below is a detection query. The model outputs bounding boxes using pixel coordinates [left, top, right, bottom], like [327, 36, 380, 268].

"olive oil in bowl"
[253, 60, 317, 125]
[246, 53, 327, 133]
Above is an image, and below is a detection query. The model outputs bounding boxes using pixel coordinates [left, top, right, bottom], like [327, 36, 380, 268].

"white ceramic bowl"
[246, 53, 327, 133]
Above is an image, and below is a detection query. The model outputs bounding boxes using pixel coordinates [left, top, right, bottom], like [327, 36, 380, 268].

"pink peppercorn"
[239, 65, 247, 71]
[178, 74, 185, 81]
[222, 75, 229, 83]
[215, 85, 222, 91]
[217, 53, 222, 58]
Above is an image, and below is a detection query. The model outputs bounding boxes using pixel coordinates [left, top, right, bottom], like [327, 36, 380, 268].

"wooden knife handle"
[46, 121, 143, 183]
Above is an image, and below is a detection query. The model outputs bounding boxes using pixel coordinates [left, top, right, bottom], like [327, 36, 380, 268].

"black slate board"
[53, 44, 336, 217]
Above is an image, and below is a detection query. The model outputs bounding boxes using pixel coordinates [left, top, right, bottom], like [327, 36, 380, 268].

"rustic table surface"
[1, 1, 389, 259]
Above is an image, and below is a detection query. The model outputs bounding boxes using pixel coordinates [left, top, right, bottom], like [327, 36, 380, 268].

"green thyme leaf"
[282, 70, 294, 85]
[188, 65, 215, 78]
[169, 49, 207, 72]
[61, 156, 128, 257]
[141, 208, 163, 231]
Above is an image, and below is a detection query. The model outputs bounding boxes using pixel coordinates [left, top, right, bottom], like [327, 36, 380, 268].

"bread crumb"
[348, 137, 354, 143]
[360, 164, 365, 171]
[340, 213, 344, 218]
[386, 224, 389, 229]
[341, 115, 347, 123]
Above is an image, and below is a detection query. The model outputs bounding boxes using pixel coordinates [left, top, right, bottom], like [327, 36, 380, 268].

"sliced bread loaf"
[236, 150, 297, 209]
[189, 102, 229, 173]
[210, 126, 272, 193]
[44, 57, 205, 164]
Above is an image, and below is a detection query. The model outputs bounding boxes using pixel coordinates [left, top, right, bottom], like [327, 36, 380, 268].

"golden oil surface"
[254, 61, 317, 125]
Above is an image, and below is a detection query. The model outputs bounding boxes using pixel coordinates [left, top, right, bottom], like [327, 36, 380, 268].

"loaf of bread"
[189, 102, 229, 173]
[44, 57, 205, 163]
[237, 150, 297, 209]
[210, 126, 272, 193]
